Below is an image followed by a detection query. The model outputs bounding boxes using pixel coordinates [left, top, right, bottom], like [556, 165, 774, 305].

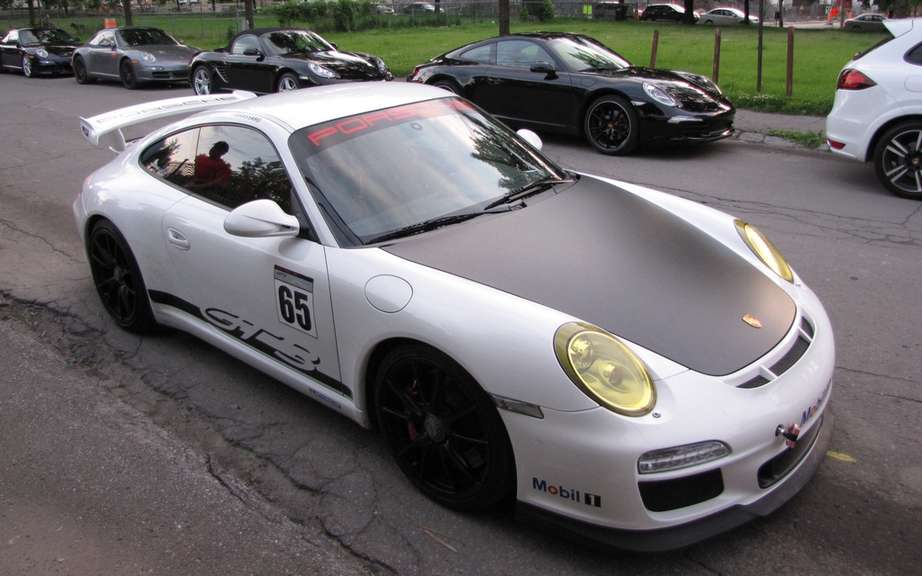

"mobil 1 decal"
[274, 265, 316, 338]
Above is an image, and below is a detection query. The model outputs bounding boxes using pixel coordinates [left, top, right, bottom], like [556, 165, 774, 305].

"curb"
[731, 130, 830, 153]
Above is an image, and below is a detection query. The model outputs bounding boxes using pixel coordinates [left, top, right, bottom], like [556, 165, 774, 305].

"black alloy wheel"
[74, 56, 93, 84]
[120, 59, 139, 89]
[874, 121, 922, 200]
[374, 345, 514, 512]
[87, 220, 156, 333]
[584, 95, 639, 155]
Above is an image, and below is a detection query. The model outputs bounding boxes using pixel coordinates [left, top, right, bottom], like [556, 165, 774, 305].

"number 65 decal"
[274, 266, 317, 338]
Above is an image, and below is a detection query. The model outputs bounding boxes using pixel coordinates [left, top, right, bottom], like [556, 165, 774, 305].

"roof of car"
[217, 82, 453, 131]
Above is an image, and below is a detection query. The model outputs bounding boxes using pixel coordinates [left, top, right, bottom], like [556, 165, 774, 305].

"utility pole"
[498, 0, 510, 36]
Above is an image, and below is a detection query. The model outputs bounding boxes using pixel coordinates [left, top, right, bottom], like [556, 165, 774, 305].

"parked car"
[407, 32, 733, 155]
[700, 7, 759, 25]
[844, 13, 888, 32]
[594, 1, 635, 20]
[826, 18, 922, 199]
[76, 83, 834, 550]
[190, 28, 392, 95]
[72, 27, 197, 89]
[0, 27, 80, 77]
[402, 2, 436, 14]
[640, 4, 695, 22]
[373, 2, 395, 14]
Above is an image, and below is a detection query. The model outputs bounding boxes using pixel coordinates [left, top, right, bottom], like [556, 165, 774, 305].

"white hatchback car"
[826, 19, 922, 199]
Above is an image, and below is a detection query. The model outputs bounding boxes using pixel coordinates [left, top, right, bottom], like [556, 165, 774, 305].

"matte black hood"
[384, 176, 796, 376]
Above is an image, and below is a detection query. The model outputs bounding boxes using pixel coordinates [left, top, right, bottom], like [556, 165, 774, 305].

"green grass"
[766, 129, 827, 148]
[6, 15, 884, 115]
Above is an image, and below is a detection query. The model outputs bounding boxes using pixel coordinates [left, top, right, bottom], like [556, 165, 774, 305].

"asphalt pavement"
[0, 74, 920, 576]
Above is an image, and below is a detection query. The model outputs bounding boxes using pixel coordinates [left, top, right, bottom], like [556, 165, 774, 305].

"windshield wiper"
[364, 206, 513, 245]
[482, 177, 571, 211]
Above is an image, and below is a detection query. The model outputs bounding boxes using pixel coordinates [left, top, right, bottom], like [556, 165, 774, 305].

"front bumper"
[639, 104, 735, 144]
[29, 57, 72, 75]
[502, 284, 834, 550]
[136, 64, 190, 83]
[518, 413, 833, 552]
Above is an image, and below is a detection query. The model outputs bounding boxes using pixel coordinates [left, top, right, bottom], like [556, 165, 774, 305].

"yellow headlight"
[554, 323, 655, 417]
[735, 220, 794, 283]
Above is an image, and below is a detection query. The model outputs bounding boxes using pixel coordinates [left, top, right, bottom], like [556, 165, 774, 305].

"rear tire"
[73, 56, 94, 84]
[431, 79, 462, 95]
[120, 59, 139, 89]
[584, 94, 639, 155]
[873, 120, 922, 200]
[374, 344, 514, 512]
[87, 220, 157, 334]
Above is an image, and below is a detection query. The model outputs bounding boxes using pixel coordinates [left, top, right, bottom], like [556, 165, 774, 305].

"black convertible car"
[190, 28, 392, 95]
[0, 27, 80, 77]
[407, 33, 734, 155]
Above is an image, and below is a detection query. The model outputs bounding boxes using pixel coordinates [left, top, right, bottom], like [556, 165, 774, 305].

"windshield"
[549, 36, 631, 72]
[117, 28, 177, 47]
[264, 30, 333, 55]
[20, 28, 77, 45]
[289, 98, 566, 245]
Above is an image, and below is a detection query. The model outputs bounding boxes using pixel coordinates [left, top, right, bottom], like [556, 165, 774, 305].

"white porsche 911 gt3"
[75, 83, 834, 551]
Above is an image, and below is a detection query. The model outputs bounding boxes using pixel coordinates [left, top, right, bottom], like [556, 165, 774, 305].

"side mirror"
[243, 47, 261, 57]
[530, 61, 556, 74]
[330, 42, 338, 50]
[224, 199, 300, 238]
[516, 128, 543, 151]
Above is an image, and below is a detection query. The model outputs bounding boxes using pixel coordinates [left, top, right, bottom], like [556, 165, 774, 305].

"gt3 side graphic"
[76, 85, 834, 551]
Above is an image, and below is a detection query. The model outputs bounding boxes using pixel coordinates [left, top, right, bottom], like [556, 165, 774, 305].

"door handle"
[167, 227, 190, 250]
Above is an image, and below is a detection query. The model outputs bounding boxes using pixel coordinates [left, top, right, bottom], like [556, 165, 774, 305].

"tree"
[683, 0, 696, 23]
[122, 0, 134, 26]
[27, 0, 36, 27]
[245, 0, 255, 30]
[744, 0, 751, 23]
[498, 0, 510, 35]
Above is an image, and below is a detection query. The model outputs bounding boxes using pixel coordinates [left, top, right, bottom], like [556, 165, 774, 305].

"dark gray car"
[844, 13, 888, 32]
[72, 27, 198, 89]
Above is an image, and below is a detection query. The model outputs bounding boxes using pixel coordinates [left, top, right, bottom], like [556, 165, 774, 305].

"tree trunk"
[27, 0, 36, 28]
[684, 0, 695, 23]
[123, 0, 134, 26]
[498, 0, 510, 35]
[744, 0, 751, 23]
[778, 0, 783, 26]
[245, 0, 255, 30]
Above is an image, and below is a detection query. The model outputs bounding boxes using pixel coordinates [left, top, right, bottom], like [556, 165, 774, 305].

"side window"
[460, 44, 493, 65]
[193, 125, 295, 213]
[92, 31, 115, 48]
[140, 128, 200, 189]
[3, 31, 18, 44]
[496, 40, 554, 69]
[231, 35, 260, 55]
[906, 43, 922, 66]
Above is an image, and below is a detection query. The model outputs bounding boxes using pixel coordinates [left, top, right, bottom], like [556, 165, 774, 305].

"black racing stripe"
[384, 176, 796, 377]
[148, 290, 351, 398]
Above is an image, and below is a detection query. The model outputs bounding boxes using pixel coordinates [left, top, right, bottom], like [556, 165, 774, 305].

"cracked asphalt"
[1, 75, 920, 575]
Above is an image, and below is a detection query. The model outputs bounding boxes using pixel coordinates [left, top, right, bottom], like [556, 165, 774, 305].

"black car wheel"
[431, 79, 461, 95]
[87, 220, 157, 333]
[374, 344, 514, 512]
[584, 95, 639, 155]
[192, 65, 213, 95]
[120, 60, 139, 89]
[74, 56, 94, 84]
[22, 55, 33, 78]
[276, 72, 299, 92]
[874, 120, 922, 200]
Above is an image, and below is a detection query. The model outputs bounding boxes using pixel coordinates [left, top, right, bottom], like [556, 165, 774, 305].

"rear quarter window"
[906, 43, 922, 66]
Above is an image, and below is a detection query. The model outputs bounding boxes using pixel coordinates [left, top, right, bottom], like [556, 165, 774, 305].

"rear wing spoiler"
[79, 90, 258, 152]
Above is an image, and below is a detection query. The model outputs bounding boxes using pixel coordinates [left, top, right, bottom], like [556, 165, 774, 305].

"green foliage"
[519, 6, 529, 21]
[537, 0, 555, 22]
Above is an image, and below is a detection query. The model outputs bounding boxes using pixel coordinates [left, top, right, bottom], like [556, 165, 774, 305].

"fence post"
[756, 0, 765, 93]
[786, 26, 794, 97]
[650, 30, 659, 68]
[712, 27, 721, 85]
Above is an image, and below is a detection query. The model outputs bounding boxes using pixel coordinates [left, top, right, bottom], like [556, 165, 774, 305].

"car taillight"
[837, 69, 876, 90]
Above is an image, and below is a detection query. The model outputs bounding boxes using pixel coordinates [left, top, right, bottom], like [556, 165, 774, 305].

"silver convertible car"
[72, 26, 197, 89]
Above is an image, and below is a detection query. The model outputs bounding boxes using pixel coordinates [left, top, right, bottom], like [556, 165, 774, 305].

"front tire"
[73, 56, 94, 84]
[120, 59, 139, 89]
[873, 120, 922, 200]
[192, 65, 213, 95]
[276, 72, 299, 93]
[22, 55, 33, 78]
[374, 344, 514, 512]
[87, 220, 157, 333]
[584, 94, 639, 155]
